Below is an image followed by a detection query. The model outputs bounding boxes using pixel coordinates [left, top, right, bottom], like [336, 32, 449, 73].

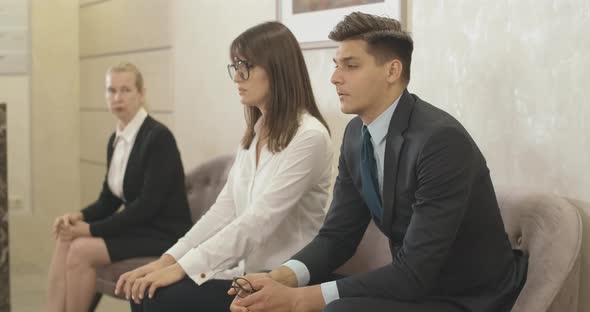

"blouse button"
[200, 273, 206, 278]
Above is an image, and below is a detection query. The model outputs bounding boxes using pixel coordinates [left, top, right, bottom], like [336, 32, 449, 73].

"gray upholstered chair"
[89, 154, 235, 311]
[498, 188, 582, 312]
[335, 189, 582, 312]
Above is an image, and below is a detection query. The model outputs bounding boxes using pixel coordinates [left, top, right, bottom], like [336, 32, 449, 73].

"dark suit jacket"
[292, 90, 527, 312]
[81, 116, 192, 242]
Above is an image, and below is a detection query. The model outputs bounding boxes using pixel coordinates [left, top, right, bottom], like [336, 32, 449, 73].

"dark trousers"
[130, 277, 233, 312]
[323, 297, 465, 312]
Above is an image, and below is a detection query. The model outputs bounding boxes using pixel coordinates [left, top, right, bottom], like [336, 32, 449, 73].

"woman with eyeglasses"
[46, 62, 192, 312]
[116, 22, 334, 312]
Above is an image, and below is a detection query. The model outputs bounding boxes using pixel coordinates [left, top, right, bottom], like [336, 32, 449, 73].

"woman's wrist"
[160, 253, 177, 267]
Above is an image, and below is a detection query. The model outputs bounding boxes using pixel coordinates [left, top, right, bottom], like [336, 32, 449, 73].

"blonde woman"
[46, 63, 192, 312]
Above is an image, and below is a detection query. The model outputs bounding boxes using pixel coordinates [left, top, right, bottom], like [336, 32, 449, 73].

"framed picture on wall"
[277, 0, 409, 50]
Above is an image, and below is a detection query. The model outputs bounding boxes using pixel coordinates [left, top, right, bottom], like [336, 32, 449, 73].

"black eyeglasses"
[227, 60, 253, 81]
[231, 277, 259, 298]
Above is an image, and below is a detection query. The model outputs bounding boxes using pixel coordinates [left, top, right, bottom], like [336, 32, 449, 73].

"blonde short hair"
[105, 62, 145, 92]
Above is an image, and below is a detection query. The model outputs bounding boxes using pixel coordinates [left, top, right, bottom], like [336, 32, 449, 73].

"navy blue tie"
[360, 126, 383, 220]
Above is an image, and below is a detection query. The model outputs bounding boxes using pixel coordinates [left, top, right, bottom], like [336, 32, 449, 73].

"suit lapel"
[106, 133, 116, 167]
[381, 90, 413, 235]
[122, 116, 152, 201]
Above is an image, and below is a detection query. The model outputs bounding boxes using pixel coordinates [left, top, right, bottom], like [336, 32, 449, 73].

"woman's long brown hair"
[230, 21, 330, 153]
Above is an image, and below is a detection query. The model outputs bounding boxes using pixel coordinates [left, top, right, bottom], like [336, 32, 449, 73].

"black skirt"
[101, 226, 177, 262]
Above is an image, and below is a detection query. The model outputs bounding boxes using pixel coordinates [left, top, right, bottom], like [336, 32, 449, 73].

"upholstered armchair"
[498, 189, 582, 312]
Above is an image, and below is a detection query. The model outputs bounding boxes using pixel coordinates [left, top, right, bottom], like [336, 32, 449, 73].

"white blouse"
[166, 113, 334, 285]
[107, 108, 148, 199]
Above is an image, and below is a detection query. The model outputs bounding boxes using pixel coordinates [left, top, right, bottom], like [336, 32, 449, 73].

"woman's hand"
[130, 263, 186, 304]
[53, 212, 83, 238]
[115, 254, 177, 299]
[57, 220, 90, 241]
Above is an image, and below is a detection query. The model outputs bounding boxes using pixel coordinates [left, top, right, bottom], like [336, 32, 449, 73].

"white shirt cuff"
[282, 260, 310, 287]
[164, 242, 190, 261]
[320, 281, 340, 305]
[176, 253, 214, 286]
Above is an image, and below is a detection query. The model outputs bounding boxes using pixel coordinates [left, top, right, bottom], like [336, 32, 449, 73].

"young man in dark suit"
[230, 12, 527, 312]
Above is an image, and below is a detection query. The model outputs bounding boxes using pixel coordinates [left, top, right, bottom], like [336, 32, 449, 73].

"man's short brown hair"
[329, 12, 413, 82]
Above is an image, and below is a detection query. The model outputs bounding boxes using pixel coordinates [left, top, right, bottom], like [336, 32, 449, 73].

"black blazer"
[81, 116, 192, 241]
[292, 90, 527, 312]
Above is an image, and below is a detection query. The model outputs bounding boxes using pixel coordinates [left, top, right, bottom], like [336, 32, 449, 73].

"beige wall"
[11, 0, 80, 267]
[79, 0, 174, 206]
[9, 0, 80, 309]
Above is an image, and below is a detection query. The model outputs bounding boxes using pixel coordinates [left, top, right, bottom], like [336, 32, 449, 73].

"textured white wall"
[409, 1, 590, 310]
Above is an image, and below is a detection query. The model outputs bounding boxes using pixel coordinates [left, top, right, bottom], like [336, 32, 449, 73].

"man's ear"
[386, 59, 403, 83]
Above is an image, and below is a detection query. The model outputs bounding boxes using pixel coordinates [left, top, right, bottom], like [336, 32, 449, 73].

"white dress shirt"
[107, 108, 148, 200]
[365, 95, 400, 193]
[166, 113, 334, 285]
[284, 94, 402, 305]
